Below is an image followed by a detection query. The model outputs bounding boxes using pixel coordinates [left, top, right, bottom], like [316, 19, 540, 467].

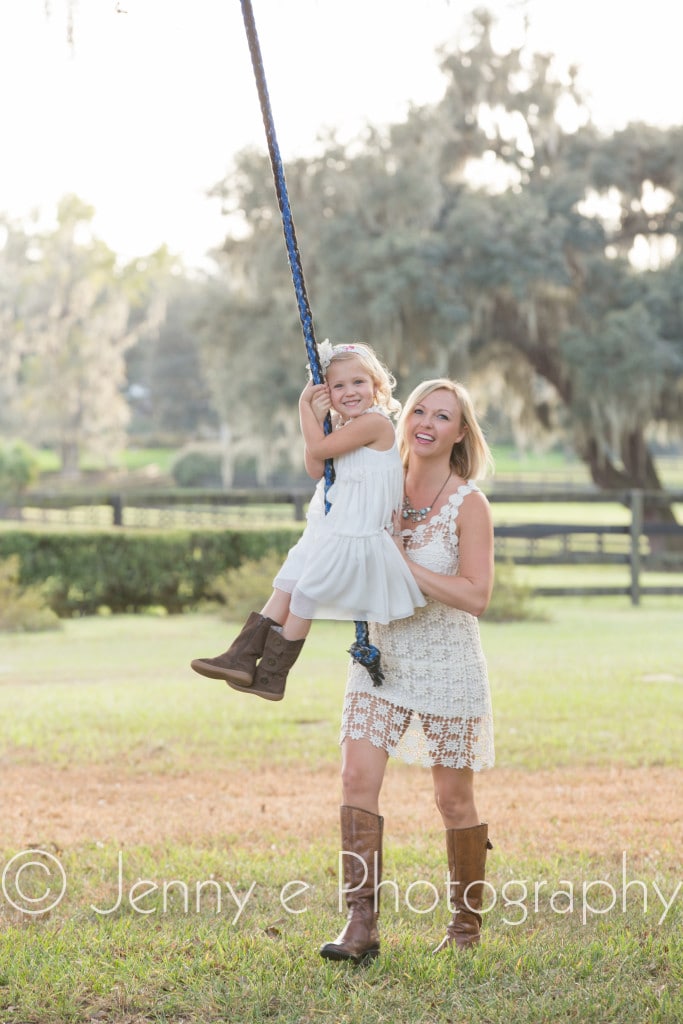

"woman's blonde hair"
[397, 378, 494, 480]
[325, 342, 401, 418]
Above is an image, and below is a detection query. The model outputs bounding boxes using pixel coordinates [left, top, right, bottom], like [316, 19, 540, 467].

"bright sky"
[0, 0, 680, 267]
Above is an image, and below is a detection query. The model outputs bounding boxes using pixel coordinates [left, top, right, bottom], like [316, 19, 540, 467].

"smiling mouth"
[416, 432, 433, 442]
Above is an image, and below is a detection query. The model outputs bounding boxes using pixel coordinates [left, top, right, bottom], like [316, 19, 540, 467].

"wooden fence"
[490, 488, 683, 604]
[7, 486, 683, 605]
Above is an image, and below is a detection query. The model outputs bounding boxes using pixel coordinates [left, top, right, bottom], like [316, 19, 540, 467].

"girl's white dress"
[274, 408, 426, 624]
[341, 481, 495, 770]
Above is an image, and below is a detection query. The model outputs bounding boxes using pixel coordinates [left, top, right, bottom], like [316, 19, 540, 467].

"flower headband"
[317, 339, 363, 375]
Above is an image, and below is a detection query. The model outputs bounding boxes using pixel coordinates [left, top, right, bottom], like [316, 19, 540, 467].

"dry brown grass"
[5, 761, 681, 866]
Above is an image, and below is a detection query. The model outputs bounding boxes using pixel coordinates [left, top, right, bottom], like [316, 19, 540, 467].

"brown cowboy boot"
[190, 611, 276, 687]
[226, 625, 304, 701]
[433, 822, 493, 952]
[320, 805, 383, 964]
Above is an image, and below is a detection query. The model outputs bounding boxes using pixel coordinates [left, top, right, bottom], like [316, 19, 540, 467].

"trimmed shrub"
[208, 551, 284, 622]
[0, 556, 61, 632]
[0, 528, 302, 617]
[0, 441, 40, 505]
[171, 447, 222, 488]
[483, 561, 545, 622]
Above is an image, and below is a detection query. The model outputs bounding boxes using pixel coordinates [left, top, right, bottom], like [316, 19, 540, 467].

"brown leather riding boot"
[319, 805, 383, 964]
[433, 822, 493, 952]
[227, 626, 304, 701]
[190, 611, 276, 686]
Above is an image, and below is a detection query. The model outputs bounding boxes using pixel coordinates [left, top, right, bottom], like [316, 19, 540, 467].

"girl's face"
[326, 357, 376, 421]
[405, 388, 466, 460]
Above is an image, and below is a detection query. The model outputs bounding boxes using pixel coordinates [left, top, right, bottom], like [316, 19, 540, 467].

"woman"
[319, 378, 495, 962]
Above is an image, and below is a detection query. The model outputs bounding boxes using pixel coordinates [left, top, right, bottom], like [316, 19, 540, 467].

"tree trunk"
[219, 422, 234, 488]
[583, 432, 683, 556]
[60, 441, 81, 479]
[489, 294, 681, 550]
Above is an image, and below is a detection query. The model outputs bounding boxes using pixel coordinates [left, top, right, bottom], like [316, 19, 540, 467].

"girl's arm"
[299, 382, 394, 459]
[303, 448, 325, 480]
[300, 382, 328, 479]
[393, 491, 494, 617]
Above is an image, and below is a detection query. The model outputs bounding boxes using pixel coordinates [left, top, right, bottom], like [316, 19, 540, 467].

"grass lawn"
[1, 602, 682, 1023]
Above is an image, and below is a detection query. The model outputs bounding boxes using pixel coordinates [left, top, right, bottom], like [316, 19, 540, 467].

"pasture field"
[32, 444, 682, 488]
[1, 601, 682, 1023]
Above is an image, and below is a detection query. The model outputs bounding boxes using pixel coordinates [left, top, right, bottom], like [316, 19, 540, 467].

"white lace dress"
[341, 481, 495, 770]
[274, 409, 426, 624]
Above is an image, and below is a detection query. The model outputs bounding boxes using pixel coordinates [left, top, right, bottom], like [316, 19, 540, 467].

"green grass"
[2, 900, 680, 1023]
[2, 602, 682, 772]
[1, 604, 682, 1022]
[490, 444, 683, 488]
[27, 443, 683, 490]
[32, 447, 178, 476]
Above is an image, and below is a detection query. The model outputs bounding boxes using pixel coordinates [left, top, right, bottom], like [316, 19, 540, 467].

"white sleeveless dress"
[341, 481, 495, 770]
[274, 408, 426, 624]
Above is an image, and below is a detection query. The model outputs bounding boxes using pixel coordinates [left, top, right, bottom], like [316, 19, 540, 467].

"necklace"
[402, 471, 452, 523]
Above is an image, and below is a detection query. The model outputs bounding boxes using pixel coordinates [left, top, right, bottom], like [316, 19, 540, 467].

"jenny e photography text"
[1, 848, 680, 927]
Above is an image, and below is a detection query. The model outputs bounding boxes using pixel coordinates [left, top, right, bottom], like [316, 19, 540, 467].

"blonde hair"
[397, 378, 494, 480]
[324, 342, 401, 418]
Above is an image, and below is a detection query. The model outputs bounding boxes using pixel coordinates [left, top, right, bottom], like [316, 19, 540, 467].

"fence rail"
[6, 486, 683, 605]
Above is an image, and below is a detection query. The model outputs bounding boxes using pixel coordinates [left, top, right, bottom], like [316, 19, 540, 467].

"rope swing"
[239, 0, 384, 686]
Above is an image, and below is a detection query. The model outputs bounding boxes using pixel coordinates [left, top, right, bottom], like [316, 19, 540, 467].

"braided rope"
[239, 0, 384, 686]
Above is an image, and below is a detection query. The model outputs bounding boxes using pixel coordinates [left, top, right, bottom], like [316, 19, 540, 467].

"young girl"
[191, 341, 426, 701]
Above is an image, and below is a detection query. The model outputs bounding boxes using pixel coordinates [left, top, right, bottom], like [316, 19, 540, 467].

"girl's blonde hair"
[397, 378, 494, 480]
[324, 342, 401, 418]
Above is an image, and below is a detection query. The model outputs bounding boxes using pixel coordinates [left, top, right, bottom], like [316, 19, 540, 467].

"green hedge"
[0, 529, 302, 616]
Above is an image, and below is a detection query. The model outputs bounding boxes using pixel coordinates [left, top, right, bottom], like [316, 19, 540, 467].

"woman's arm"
[394, 491, 494, 617]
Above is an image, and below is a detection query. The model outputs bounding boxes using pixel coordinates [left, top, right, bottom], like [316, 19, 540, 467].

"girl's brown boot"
[228, 625, 304, 701]
[190, 611, 276, 687]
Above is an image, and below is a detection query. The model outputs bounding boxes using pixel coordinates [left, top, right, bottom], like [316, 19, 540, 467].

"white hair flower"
[318, 338, 334, 374]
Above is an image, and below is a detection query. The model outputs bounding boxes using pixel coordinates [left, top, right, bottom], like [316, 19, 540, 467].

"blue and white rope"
[239, 0, 384, 686]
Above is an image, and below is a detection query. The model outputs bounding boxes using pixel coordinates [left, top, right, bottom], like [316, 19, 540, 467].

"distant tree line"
[2, 9, 682, 513]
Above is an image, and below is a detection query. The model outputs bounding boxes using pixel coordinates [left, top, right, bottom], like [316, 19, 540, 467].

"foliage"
[204, 8, 683, 508]
[0, 196, 171, 476]
[6, 7, 683, 511]
[193, 272, 305, 485]
[483, 560, 544, 622]
[171, 445, 223, 488]
[126, 276, 217, 441]
[0, 440, 40, 503]
[0, 555, 60, 632]
[0, 528, 301, 616]
[208, 550, 284, 621]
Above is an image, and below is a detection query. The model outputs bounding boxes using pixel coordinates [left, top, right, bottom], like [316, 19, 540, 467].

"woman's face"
[405, 388, 466, 460]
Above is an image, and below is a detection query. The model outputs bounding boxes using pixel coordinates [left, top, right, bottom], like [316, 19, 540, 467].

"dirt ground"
[4, 761, 681, 864]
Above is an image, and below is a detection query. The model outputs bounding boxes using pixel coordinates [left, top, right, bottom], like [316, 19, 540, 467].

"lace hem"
[340, 690, 495, 770]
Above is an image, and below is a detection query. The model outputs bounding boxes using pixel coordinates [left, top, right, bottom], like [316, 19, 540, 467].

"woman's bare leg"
[340, 738, 389, 815]
[431, 766, 479, 829]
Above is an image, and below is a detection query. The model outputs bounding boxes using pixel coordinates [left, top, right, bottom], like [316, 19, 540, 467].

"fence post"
[110, 494, 124, 527]
[629, 490, 643, 606]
